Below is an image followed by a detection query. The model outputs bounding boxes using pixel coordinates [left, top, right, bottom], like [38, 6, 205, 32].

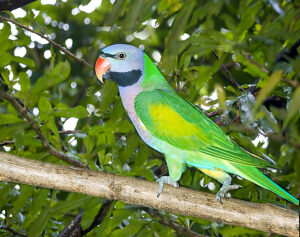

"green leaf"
[235, 54, 268, 80]
[84, 134, 96, 154]
[220, 225, 262, 236]
[80, 198, 103, 230]
[12, 56, 35, 67]
[0, 113, 23, 125]
[215, 84, 226, 110]
[0, 23, 12, 52]
[30, 61, 70, 105]
[24, 132, 43, 147]
[0, 52, 13, 68]
[134, 143, 150, 168]
[0, 122, 29, 141]
[19, 72, 31, 93]
[27, 199, 51, 237]
[94, 201, 114, 236]
[119, 133, 139, 164]
[225, 86, 238, 95]
[283, 86, 300, 129]
[0, 183, 14, 210]
[38, 96, 52, 119]
[53, 103, 88, 119]
[12, 185, 35, 215]
[161, 1, 196, 74]
[193, 65, 216, 90]
[253, 70, 282, 111]
[109, 209, 135, 231]
[236, 2, 263, 41]
[99, 80, 118, 112]
[110, 220, 146, 237]
[158, 0, 182, 13]
[15, 129, 25, 150]
[115, 120, 133, 133]
[24, 188, 50, 227]
[50, 194, 92, 216]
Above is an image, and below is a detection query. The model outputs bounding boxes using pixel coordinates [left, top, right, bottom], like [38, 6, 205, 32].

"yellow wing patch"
[148, 104, 199, 137]
[199, 168, 228, 183]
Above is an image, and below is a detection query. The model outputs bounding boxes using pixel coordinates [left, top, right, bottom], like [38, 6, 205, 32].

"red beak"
[95, 57, 111, 83]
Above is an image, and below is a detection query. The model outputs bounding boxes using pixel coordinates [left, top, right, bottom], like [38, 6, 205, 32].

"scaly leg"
[156, 155, 185, 197]
[216, 176, 241, 204]
[156, 176, 179, 198]
[199, 168, 242, 204]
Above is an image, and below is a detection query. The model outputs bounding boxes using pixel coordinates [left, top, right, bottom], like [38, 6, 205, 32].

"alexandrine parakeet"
[95, 44, 299, 205]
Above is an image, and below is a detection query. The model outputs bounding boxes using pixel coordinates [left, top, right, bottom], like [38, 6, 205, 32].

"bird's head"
[95, 44, 144, 87]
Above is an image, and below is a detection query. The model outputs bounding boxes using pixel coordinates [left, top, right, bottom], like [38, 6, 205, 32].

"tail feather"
[238, 167, 299, 205]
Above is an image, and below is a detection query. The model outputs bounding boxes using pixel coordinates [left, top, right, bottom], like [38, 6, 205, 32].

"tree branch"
[0, 225, 28, 237]
[0, 152, 298, 237]
[0, 140, 14, 147]
[0, 15, 92, 68]
[206, 108, 223, 118]
[81, 199, 114, 235]
[212, 50, 242, 89]
[58, 199, 113, 236]
[0, 91, 87, 168]
[58, 210, 83, 237]
[242, 52, 269, 74]
[59, 130, 83, 135]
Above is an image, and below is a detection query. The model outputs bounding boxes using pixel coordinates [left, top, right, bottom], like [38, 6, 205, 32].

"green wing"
[134, 89, 274, 168]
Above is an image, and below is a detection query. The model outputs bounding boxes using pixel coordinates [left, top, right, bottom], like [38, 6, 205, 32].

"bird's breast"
[119, 87, 154, 148]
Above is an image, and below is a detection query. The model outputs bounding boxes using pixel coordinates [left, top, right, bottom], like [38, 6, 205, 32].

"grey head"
[95, 44, 145, 87]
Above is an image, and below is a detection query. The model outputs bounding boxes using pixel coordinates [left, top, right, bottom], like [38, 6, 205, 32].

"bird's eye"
[117, 52, 126, 60]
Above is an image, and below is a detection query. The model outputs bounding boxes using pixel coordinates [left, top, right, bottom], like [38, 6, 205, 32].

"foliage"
[0, 0, 299, 236]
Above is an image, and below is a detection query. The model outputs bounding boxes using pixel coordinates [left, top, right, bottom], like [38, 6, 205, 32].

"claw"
[216, 177, 242, 204]
[216, 188, 228, 204]
[156, 176, 179, 198]
[216, 191, 224, 204]
[228, 184, 242, 191]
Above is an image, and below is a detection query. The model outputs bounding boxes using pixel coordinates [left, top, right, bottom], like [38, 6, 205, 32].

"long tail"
[237, 166, 299, 205]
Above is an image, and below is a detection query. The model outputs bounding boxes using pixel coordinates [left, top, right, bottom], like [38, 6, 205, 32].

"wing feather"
[134, 89, 274, 168]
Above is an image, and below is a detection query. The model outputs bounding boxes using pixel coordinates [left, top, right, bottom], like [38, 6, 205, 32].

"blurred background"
[0, 0, 299, 236]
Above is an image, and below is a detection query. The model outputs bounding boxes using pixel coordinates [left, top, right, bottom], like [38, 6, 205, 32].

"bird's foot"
[156, 176, 179, 198]
[216, 184, 242, 203]
[216, 177, 242, 204]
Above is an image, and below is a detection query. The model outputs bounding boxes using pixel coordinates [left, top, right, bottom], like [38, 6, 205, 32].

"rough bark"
[0, 152, 298, 237]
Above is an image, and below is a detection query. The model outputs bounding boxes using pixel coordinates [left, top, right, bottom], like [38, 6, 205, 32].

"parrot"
[94, 44, 299, 205]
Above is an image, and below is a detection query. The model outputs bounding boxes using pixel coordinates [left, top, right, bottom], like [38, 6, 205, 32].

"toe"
[229, 184, 242, 190]
[216, 195, 223, 204]
[216, 191, 225, 204]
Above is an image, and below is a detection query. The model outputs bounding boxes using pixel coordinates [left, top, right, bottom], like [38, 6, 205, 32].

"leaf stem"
[0, 15, 92, 68]
[0, 91, 87, 168]
[212, 50, 242, 89]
